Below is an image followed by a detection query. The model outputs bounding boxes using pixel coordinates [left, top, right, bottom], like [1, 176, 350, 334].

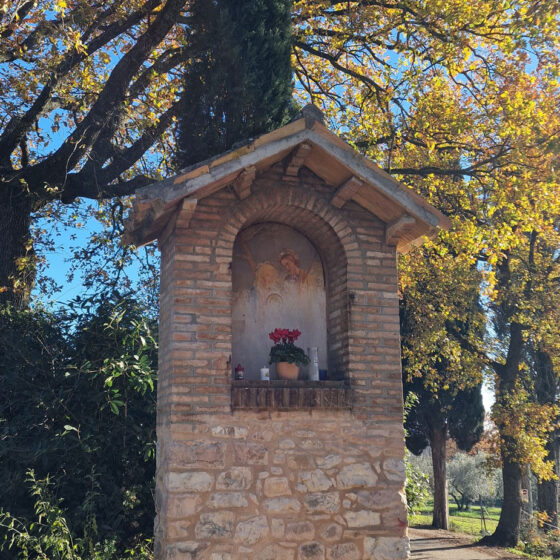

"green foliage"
[401, 282, 486, 456]
[405, 452, 431, 515]
[518, 524, 560, 559]
[0, 471, 154, 560]
[268, 341, 310, 366]
[448, 453, 502, 511]
[0, 471, 78, 560]
[0, 295, 157, 559]
[177, 0, 295, 167]
[404, 377, 485, 457]
[410, 504, 501, 536]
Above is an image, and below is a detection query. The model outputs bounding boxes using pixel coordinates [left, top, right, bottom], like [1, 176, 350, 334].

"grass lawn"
[410, 502, 501, 536]
[410, 503, 559, 560]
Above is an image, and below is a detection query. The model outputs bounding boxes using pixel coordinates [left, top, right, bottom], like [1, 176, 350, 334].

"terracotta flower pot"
[276, 361, 299, 380]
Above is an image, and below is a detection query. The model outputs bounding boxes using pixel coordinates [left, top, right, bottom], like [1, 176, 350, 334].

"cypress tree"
[404, 371, 485, 529]
[401, 290, 485, 530]
[177, 0, 294, 168]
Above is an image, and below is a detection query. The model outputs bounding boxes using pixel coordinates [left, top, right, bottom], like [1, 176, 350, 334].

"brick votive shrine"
[124, 106, 449, 560]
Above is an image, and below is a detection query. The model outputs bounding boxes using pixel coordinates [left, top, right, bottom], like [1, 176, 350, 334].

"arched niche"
[232, 223, 327, 379]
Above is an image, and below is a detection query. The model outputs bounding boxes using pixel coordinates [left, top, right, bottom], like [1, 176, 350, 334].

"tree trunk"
[480, 320, 524, 547]
[0, 184, 35, 308]
[521, 464, 533, 532]
[431, 425, 449, 530]
[535, 349, 559, 529]
[537, 436, 559, 529]
[480, 450, 522, 547]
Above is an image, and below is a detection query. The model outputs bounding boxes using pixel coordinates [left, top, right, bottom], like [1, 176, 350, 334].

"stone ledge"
[231, 380, 352, 410]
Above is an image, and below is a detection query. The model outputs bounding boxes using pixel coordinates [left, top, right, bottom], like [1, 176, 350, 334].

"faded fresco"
[232, 223, 327, 380]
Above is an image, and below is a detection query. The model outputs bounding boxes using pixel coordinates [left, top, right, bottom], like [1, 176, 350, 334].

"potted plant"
[268, 328, 310, 380]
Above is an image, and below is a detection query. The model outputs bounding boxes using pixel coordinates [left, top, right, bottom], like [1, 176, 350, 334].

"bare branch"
[293, 39, 386, 100]
[0, 0, 163, 160]
[24, 0, 185, 191]
[61, 100, 181, 202]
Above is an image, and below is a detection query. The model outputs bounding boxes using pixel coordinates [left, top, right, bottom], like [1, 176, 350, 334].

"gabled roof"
[124, 105, 450, 251]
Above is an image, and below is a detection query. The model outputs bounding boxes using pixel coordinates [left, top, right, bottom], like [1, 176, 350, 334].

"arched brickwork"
[216, 185, 362, 378]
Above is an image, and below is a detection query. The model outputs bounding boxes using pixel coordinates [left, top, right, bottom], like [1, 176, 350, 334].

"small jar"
[260, 366, 270, 381]
[234, 364, 245, 380]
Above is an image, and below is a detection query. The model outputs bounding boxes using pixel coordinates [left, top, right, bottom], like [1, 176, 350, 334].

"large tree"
[2, 1, 558, 308]
[534, 348, 559, 528]
[404, 379, 485, 529]
[0, 0, 188, 306]
[177, 0, 294, 167]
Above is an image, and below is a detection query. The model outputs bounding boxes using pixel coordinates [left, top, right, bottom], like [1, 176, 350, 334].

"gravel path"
[409, 527, 520, 560]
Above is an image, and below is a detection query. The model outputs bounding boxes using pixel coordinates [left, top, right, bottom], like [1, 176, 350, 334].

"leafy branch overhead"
[2, 1, 558, 203]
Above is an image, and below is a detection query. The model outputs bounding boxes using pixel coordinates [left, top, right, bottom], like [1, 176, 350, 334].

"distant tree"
[401, 249, 486, 530]
[176, 0, 295, 167]
[448, 452, 502, 511]
[404, 374, 485, 528]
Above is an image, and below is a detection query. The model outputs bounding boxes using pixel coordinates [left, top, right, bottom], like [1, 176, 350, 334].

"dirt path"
[409, 528, 520, 560]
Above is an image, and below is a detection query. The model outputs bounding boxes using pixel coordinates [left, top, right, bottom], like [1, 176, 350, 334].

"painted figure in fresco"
[279, 248, 310, 289]
[232, 223, 328, 378]
[254, 261, 279, 291]
[254, 262, 283, 309]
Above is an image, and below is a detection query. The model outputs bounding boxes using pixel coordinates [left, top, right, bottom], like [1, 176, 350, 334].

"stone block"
[356, 489, 404, 509]
[382, 459, 406, 482]
[259, 544, 296, 560]
[295, 430, 317, 438]
[327, 543, 360, 560]
[208, 492, 248, 508]
[233, 441, 268, 465]
[343, 510, 381, 528]
[166, 493, 202, 518]
[194, 512, 234, 539]
[316, 455, 342, 469]
[234, 515, 270, 545]
[165, 541, 207, 560]
[166, 519, 192, 541]
[299, 470, 333, 492]
[336, 463, 378, 489]
[167, 471, 214, 492]
[264, 497, 302, 514]
[216, 467, 252, 490]
[304, 492, 340, 514]
[363, 537, 409, 560]
[320, 523, 343, 542]
[211, 425, 248, 439]
[299, 541, 325, 560]
[299, 439, 324, 450]
[271, 518, 285, 538]
[285, 521, 315, 541]
[287, 454, 316, 470]
[264, 476, 292, 497]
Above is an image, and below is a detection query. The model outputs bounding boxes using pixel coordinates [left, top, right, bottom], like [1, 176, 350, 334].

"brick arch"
[217, 186, 361, 378]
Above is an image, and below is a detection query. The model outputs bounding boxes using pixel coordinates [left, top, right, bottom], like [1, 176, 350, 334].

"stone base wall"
[155, 410, 408, 560]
